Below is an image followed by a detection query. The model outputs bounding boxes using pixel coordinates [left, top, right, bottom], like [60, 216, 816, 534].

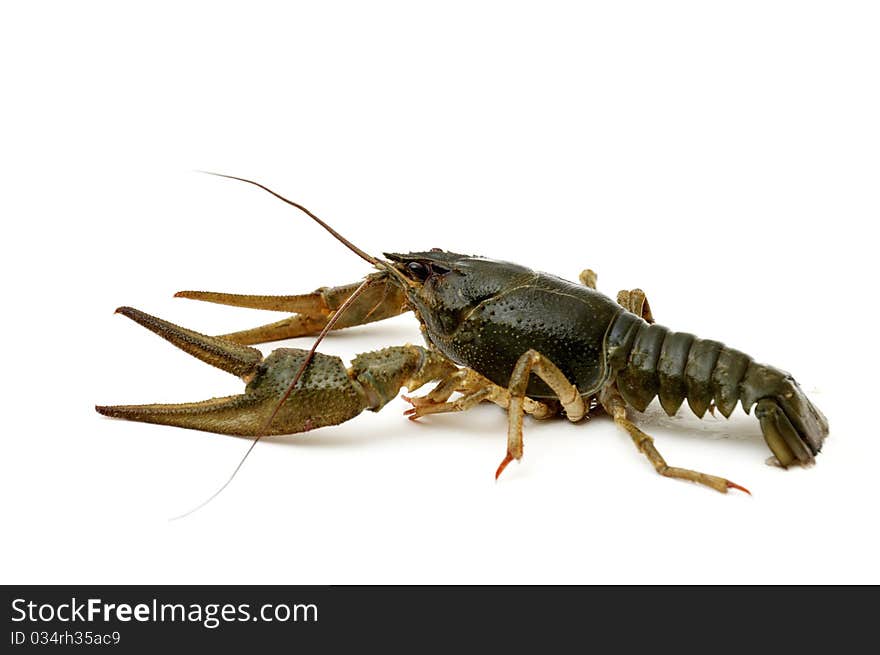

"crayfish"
[97, 175, 829, 496]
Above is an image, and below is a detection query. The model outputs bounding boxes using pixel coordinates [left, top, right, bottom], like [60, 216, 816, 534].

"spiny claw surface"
[97, 347, 366, 437]
[98, 308, 456, 437]
[97, 307, 367, 436]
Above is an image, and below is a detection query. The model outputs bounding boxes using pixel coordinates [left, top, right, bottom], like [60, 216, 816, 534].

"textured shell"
[430, 271, 622, 398]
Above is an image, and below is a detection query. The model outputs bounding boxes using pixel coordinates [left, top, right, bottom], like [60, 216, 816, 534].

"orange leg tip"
[495, 454, 514, 480]
[727, 480, 752, 495]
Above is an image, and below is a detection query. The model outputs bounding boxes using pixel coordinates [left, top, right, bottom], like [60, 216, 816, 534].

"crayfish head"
[383, 250, 534, 339]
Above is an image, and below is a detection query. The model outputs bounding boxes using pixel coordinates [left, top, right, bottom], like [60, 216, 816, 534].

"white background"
[2, 1, 877, 584]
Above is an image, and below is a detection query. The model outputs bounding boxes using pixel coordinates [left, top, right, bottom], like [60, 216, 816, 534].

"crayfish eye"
[407, 261, 431, 281]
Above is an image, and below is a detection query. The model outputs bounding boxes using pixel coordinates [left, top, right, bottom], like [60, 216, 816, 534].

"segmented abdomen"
[605, 312, 753, 419]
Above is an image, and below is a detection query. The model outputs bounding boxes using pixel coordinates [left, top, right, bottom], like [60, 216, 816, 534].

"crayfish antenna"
[197, 171, 381, 266]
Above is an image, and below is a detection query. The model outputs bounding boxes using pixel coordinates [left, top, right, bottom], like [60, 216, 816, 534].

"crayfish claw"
[174, 290, 332, 344]
[99, 308, 371, 436]
[175, 279, 410, 346]
[101, 309, 457, 439]
[174, 289, 331, 314]
[96, 394, 267, 435]
[114, 306, 263, 378]
[97, 347, 369, 436]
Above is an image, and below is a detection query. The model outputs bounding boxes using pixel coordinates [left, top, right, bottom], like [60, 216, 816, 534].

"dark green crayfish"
[97, 176, 828, 495]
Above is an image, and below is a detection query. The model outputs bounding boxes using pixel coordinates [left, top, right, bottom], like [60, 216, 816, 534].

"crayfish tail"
[609, 314, 829, 467]
[742, 364, 829, 467]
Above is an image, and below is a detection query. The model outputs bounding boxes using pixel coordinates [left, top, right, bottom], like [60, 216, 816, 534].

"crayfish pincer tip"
[495, 454, 514, 480]
[114, 306, 139, 318]
[727, 481, 752, 496]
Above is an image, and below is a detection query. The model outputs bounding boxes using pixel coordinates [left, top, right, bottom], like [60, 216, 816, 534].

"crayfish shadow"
[257, 399, 770, 456]
[273, 321, 422, 350]
[631, 401, 768, 456]
[258, 401, 520, 450]
[259, 427, 412, 450]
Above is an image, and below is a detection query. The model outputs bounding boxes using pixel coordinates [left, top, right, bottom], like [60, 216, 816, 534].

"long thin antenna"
[198, 171, 379, 265]
[170, 277, 376, 521]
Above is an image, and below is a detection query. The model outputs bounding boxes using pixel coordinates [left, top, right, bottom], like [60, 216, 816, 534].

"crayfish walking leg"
[496, 349, 589, 479]
[601, 388, 750, 494]
[579, 268, 654, 324]
[402, 369, 556, 422]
